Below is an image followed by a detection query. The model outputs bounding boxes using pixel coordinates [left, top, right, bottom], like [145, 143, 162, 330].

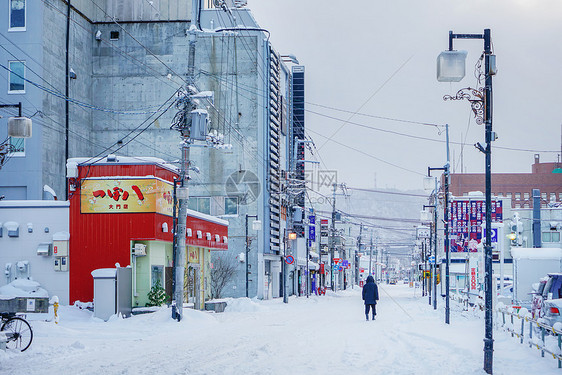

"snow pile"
[224, 297, 267, 312]
[511, 247, 562, 260]
[0, 279, 48, 298]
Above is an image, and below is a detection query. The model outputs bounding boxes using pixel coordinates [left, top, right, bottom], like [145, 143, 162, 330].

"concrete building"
[1, 1, 303, 299]
[449, 154, 562, 208]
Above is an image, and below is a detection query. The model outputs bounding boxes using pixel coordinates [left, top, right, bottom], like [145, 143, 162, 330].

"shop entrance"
[185, 265, 200, 309]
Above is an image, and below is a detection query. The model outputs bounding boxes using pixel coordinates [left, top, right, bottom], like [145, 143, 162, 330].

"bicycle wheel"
[1, 317, 33, 352]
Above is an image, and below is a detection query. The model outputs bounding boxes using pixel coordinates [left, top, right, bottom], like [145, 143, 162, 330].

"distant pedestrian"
[362, 275, 379, 321]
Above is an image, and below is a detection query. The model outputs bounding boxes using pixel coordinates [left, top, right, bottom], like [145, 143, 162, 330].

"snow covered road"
[1, 284, 559, 374]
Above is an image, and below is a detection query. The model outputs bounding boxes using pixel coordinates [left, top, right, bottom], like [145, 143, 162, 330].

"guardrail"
[497, 306, 562, 368]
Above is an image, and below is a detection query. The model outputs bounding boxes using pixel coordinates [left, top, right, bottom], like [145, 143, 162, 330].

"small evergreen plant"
[147, 279, 168, 307]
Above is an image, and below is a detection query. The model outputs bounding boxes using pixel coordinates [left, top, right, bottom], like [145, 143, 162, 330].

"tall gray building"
[0, 0, 305, 299]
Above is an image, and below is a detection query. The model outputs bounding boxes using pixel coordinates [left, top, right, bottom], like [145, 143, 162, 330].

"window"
[8, 61, 25, 93]
[9, 0, 25, 30]
[543, 232, 561, 243]
[8, 136, 24, 156]
[224, 197, 238, 215]
[151, 265, 164, 287]
[187, 197, 211, 215]
[550, 193, 557, 201]
[506, 192, 512, 198]
[515, 193, 521, 199]
[110, 31, 119, 40]
[524, 192, 529, 199]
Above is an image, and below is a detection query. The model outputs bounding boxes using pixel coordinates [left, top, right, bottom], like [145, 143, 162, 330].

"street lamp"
[0, 102, 32, 170]
[245, 214, 262, 298]
[438, 29, 496, 374]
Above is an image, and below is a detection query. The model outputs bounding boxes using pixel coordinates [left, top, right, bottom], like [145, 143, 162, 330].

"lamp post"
[245, 214, 261, 298]
[0, 102, 32, 170]
[438, 29, 496, 374]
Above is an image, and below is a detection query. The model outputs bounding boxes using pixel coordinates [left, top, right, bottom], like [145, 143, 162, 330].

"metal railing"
[497, 306, 562, 368]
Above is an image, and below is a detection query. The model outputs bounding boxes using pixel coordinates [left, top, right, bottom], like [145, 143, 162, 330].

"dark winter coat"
[362, 276, 379, 305]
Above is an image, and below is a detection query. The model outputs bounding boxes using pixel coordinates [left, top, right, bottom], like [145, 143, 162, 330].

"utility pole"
[368, 231, 373, 276]
[330, 183, 337, 292]
[172, 0, 200, 321]
[357, 224, 363, 285]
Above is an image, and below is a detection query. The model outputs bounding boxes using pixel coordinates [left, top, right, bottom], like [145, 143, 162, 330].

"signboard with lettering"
[448, 199, 503, 252]
[81, 178, 173, 216]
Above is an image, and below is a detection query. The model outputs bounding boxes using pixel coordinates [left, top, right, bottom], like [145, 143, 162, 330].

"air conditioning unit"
[132, 244, 147, 256]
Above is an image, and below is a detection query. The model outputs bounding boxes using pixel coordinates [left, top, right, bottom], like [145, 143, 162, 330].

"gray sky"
[249, 0, 562, 191]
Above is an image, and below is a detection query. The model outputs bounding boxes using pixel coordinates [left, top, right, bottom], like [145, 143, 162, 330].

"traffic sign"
[334, 258, 342, 264]
[428, 256, 435, 264]
[285, 255, 294, 265]
[342, 260, 349, 267]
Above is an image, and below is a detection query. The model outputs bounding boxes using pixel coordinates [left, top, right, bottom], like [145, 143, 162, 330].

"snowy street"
[1, 284, 560, 375]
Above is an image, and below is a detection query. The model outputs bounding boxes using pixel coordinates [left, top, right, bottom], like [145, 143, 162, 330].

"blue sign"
[428, 256, 435, 264]
[342, 260, 349, 267]
[309, 215, 315, 224]
[483, 228, 498, 243]
[308, 226, 316, 241]
[285, 255, 294, 265]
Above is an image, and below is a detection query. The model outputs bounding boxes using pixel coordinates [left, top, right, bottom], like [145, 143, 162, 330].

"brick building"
[449, 155, 562, 208]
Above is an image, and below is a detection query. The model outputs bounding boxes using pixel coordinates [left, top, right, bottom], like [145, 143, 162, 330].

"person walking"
[362, 275, 379, 321]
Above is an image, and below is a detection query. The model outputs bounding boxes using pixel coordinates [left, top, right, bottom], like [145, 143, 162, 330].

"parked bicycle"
[0, 312, 33, 351]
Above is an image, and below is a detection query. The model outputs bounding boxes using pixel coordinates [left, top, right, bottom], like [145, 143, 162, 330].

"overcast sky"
[248, 0, 562, 191]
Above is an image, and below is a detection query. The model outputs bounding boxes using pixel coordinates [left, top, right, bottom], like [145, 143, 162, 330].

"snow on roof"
[53, 231, 70, 241]
[67, 156, 179, 173]
[187, 208, 229, 226]
[511, 247, 562, 260]
[0, 200, 69, 208]
[91, 268, 117, 278]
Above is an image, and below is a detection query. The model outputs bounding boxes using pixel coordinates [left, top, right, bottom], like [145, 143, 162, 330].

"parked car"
[531, 278, 548, 319]
[531, 273, 562, 327]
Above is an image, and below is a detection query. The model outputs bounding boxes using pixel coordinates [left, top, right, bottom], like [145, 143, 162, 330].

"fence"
[497, 305, 562, 368]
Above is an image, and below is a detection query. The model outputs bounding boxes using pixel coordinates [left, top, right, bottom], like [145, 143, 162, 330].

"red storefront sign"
[68, 157, 228, 304]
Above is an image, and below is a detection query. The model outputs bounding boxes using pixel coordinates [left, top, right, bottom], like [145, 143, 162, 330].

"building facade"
[449, 154, 562, 208]
[1, 1, 305, 300]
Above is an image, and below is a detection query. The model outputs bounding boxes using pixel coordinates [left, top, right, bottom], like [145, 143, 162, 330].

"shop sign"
[81, 178, 173, 216]
[188, 248, 199, 263]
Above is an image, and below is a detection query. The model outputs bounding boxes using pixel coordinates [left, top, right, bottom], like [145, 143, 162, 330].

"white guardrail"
[496, 306, 562, 368]
[450, 293, 562, 368]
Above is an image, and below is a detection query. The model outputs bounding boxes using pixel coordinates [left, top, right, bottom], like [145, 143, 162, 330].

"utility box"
[91, 267, 132, 321]
[512, 248, 562, 307]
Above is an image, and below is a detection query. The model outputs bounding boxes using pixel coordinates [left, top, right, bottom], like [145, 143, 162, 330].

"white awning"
[308, 261, 319, 270]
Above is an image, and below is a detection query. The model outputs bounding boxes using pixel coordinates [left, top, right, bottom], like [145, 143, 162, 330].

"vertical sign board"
[448, 199, 503, 252]
[308, 215, 316, 241]
[468, 255, 479, 297]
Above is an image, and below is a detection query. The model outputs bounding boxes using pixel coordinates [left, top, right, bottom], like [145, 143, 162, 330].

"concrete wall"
[0, 201, 70, 304]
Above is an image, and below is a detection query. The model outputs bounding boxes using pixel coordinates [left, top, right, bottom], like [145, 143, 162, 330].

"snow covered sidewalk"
[0, 284, 559, 374]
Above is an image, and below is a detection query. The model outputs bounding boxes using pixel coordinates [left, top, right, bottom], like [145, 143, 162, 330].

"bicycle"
[0, 312, 33, 352]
